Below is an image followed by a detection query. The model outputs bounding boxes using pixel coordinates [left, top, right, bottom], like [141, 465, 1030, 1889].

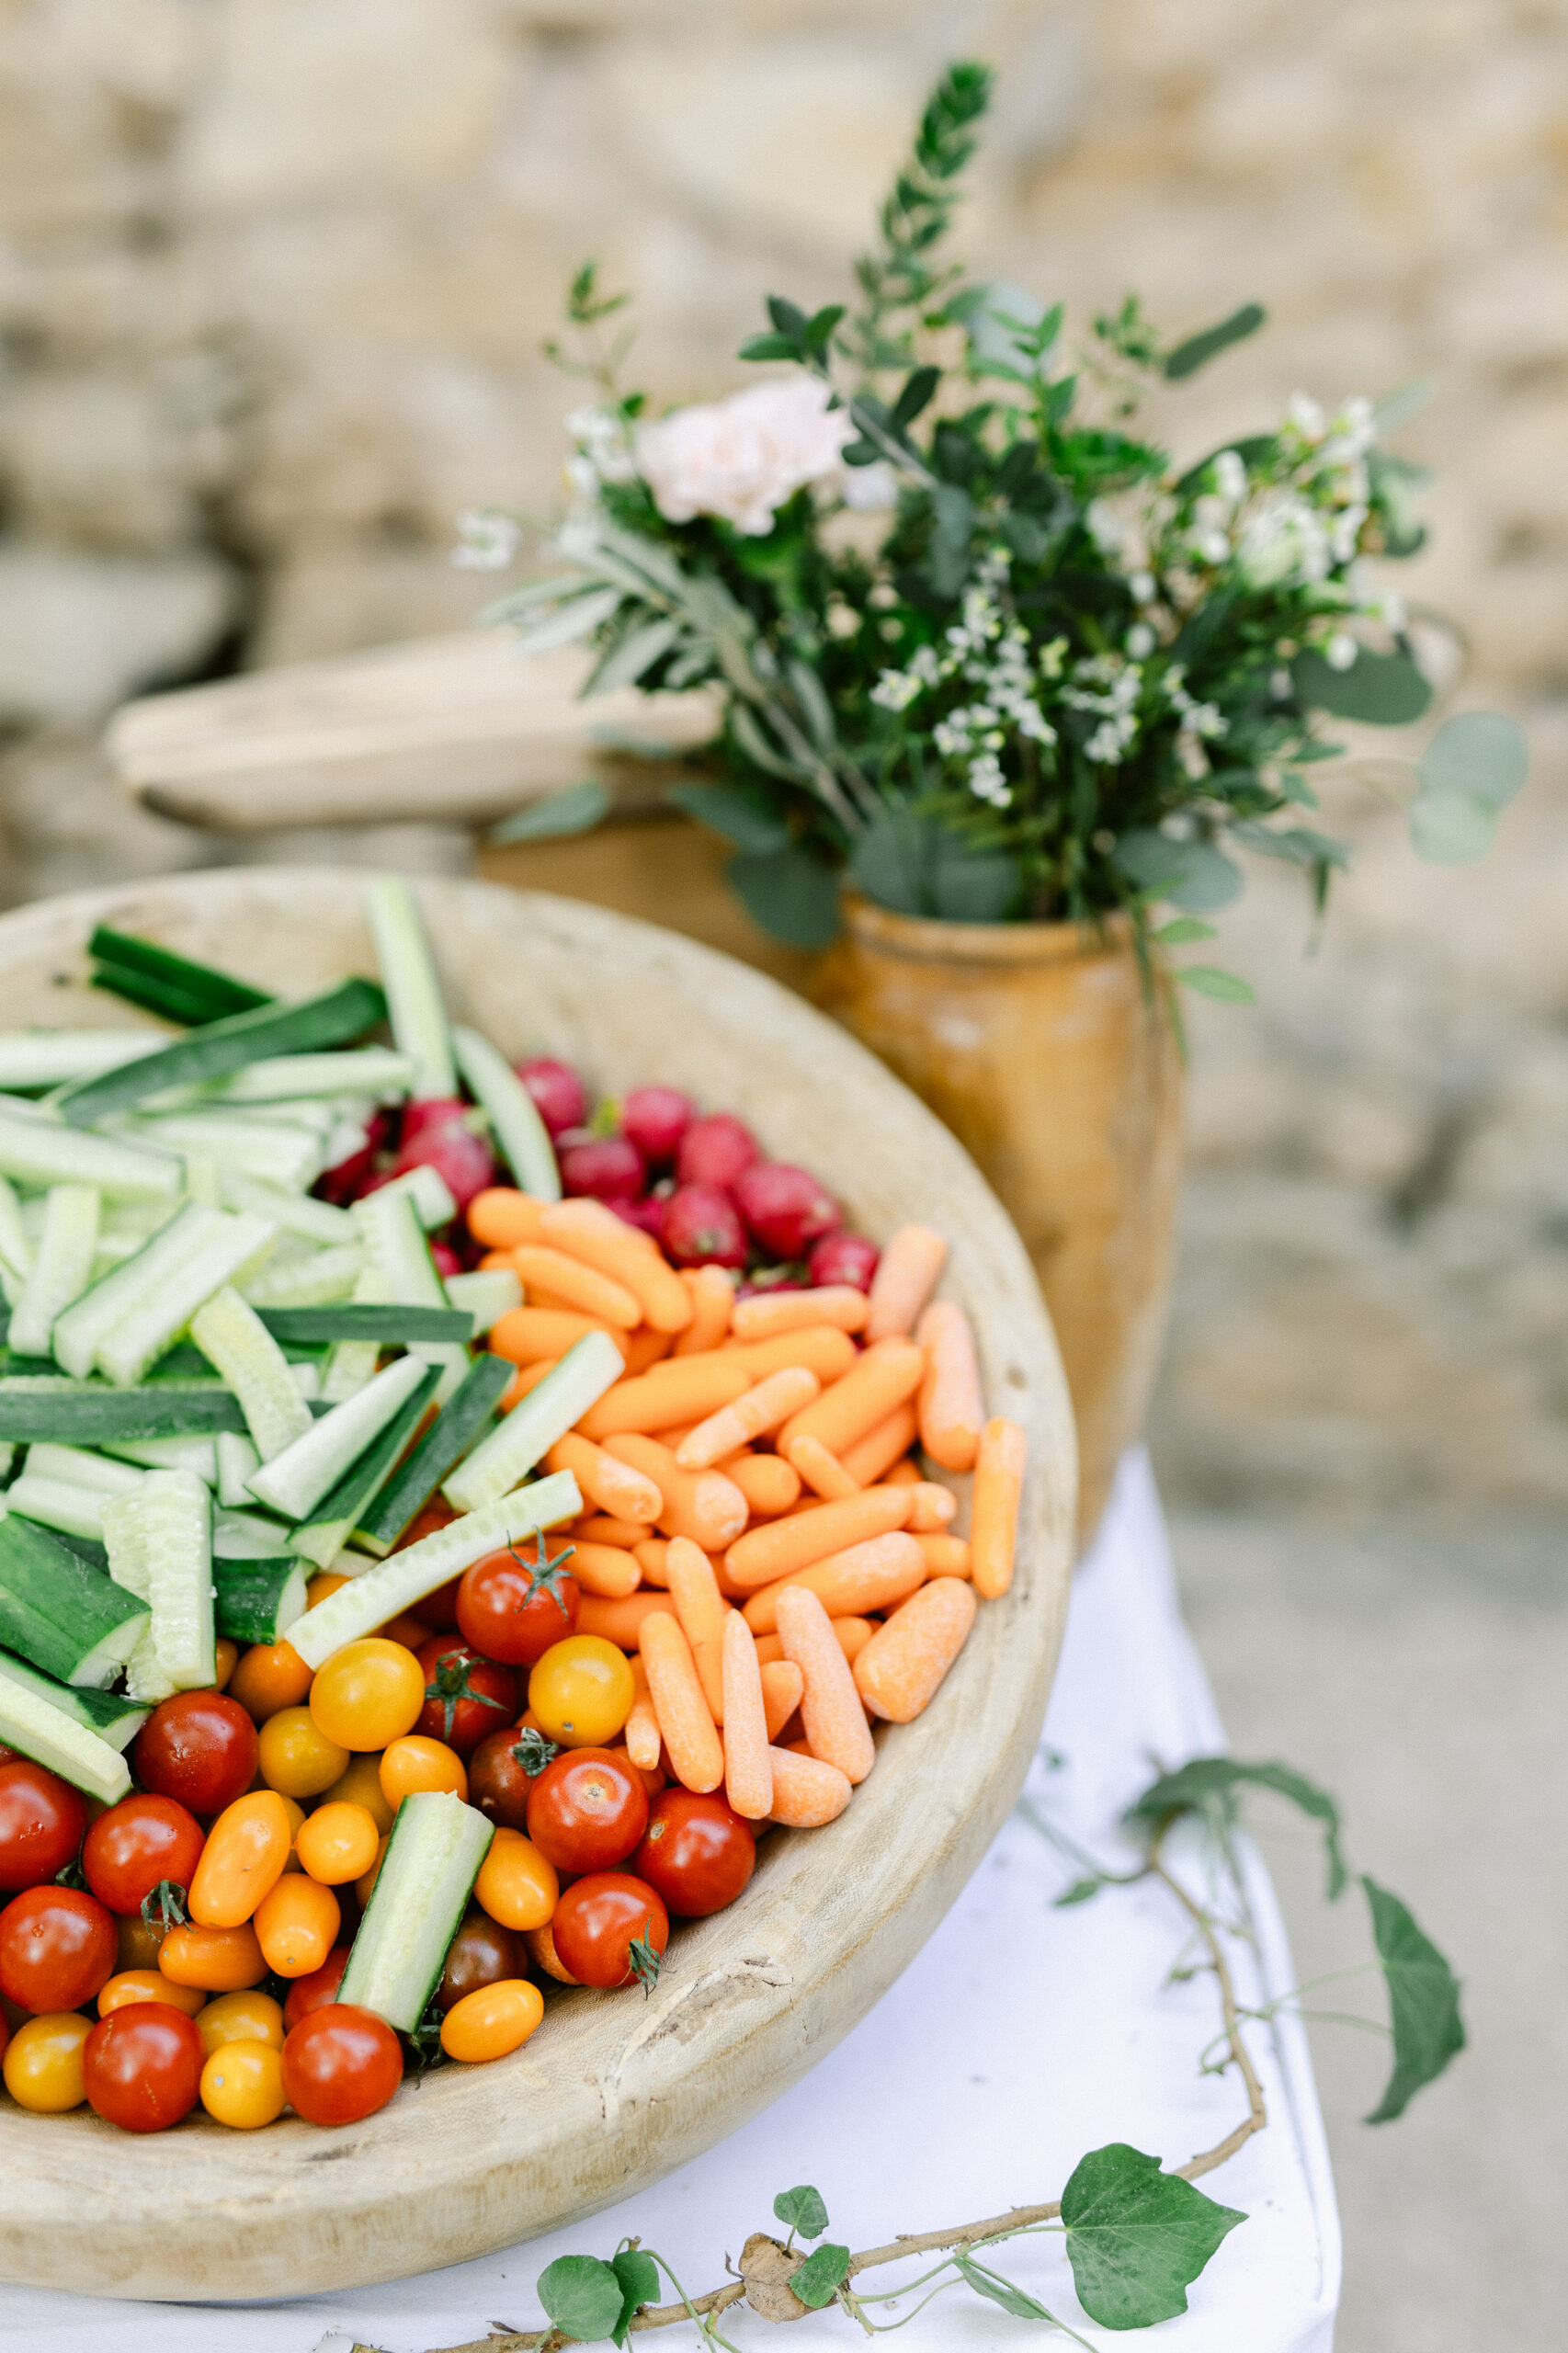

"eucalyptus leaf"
[584, 615, 680, 695]
[667, 781, 790, 855]
[1362, 1875, 1465, 2122]
[1176, 964, 1256, 1004]
[728, 846, 842, 948]
[515, 585, 625, 654]
[1408, 710, 1528, 864]
[1061, 2143, 1244, 2329]
[1128, 1756, 1347, 1901]
[1230, 821, 1350, 875]
[730, 700, 812, 785]
[1114, 829, 1241, 913]
[849, 807, 1020, 923]
[487, 779, 611, 845]
[1292, 647, 1432, 725]
[537, 2253, 626, 2341]
[1164, 301, 1266, 381]
[610, 2247, 661, 2347]
[790, 2241, 851, 2310]
[773, 2184, 830, 2240]
[1151, 917, 1217, 945]
[1371, 378, 1434, 435]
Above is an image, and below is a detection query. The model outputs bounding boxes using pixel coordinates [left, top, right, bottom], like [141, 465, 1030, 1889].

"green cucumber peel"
[354, 1352, 513, 1556]
[56, 977, 387, 1127]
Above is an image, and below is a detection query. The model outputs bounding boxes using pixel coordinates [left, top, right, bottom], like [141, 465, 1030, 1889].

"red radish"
[518, 1058, 587, 1138]
[676, 1113, 759, 1192]
[561, 1135, 645, 1201]
[809, 1232, 880, 1291]
[621, 1086, 694, 1166]
[401, 1096, 469, 1143]
[429, 1238, 462, 1279]
[612, 1197, 667, 1240]
[315, 1109, 395, 1205]
[733, 1162, 839, 1260]
[391, 1119, 496, 1213]
[661, 1183, 748, 1268]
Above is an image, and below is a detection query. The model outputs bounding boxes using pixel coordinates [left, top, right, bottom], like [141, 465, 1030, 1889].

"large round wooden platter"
[0, 869, 1077, 2301]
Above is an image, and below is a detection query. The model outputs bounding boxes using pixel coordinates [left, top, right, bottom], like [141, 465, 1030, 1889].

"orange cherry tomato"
[317, 1748, 395, 1834]
[472, 1827, 558, 1932]
[228, 1640, 313, 1725]
[2, 2010, 90, 2111]
[310, 1640, 425, 1751]
[439, 1978, 544, 2063]
[212, 1637, 239, 1692]
[200, 2037, 286, 2129]
[295, 1802, 380, 1885]
[97, 1970, 206, 2019]
[198, 1988, 285, 2054]
[157, 1921, 267, 1993]
[379, 1736, 467, 1809]
[187, 1790, 292, 1927]
[305, 1572, 353, 1608]
[258, 1706, 350, 1801]
[254, 1875, 340, 1978]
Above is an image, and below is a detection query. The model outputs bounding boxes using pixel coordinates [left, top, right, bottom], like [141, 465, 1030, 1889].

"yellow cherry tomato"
[528, 1635, 635, 1747]
[295, 1800, 380, 1885]
[355, 1834, 390, 1909]
[318, 1748, 396, 1835]
[199, 2038, 287, 2130]
[227, 1638, 313, 1724]
[305, 1571, 353, 1608]
[158, 1921, 267, 1993]
[3, 2011, 91, 2111]
[97, 1970, 205, 2019]
[473, 1827, 558, 1932]
[254, 1874, 340, 1978]
[379, 1735, 467, 1809]
[440, 1977, 544, 2063]
[198, 1988, 285, 2054]
[188, 1790, 292, 1927]
[259, 1705, 351, 1801]
[212, 1637, 239, 1691]
[310, 1639, 425, 1751]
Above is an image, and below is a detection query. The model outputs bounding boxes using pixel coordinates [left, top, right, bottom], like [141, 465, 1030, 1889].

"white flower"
[1129, 570, 1157, 604]
[634, 375, 860, 537]
[566, 405, 637, 485]
[1212, 449, 1248, 506]
[452, 510, 520, 571]
[1325, 631, 1359, 671]
[1126, 622, 1157, 659]
[1286, 392, 1325, 443]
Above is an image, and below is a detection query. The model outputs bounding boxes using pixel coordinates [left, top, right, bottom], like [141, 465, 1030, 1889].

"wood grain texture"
[0, 868, 1076, 2302]
[814, 894, 1182, 1546]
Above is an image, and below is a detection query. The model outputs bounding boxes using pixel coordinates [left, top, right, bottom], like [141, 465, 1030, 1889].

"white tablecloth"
[0, 1451, 1339, 2351]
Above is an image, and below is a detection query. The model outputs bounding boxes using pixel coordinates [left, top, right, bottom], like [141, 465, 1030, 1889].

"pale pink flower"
[634, 375, 892, 536]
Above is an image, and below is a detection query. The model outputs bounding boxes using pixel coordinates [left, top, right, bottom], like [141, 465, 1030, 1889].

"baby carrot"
[623, 1327, 675, 1376]
[727, 1452, 801, 1518]
[839, 1402, 919, 1487]
[468, 1188, 548, 1250]
[674, 1264, 735, 1355]
[664, 1536, 731, 1722]
[513, 1245, 642, 1329]
[725, 1483, 913, 1592]
[490, 1306, 631, 1368]
[730, 1287, 869, 1341]
[575, 1512, 654, 1547]
[740, 1531, 927, 1636]
[905, 1480, 958, 1532]
[604, 1432, 749, 1552]
[676, 1364, 820, 1469]
[758, 1658, 803, 1741]
[564, 1541, 642, 1600]
[721, 1613, 773, 1819]
[641, 1609, 723, 1793]
[866, 1223, 949, 1341]
[784, 1431, 859, 1501]
[477, 1248, 516, 1272]
[721, 1326, 858, 1385]
[767, 1745, 852, 1829]
[916, 1300, 984, 1472]
[776, 1586, 875, 1785]
[778, 1336, 926, 1461]
[634, 1537, 672, 1586]
[854, 1576, 977, 1722]
[755, 1618, 873, 1668]
[546, 1431, 662, 1524]
[971, 1416, 1027, 1598]
[540, 1198, 693, 1333]
[624, 1655, 662, 1773]
[577, 1352, 753, 1439]
[915, 1532, 971, 1578]
[575, 1591, 671, 1650]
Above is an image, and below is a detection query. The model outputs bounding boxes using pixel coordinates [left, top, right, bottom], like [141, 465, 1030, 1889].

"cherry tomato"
[524, 1921, 577, 1984]
[227, 1639, 313, 1725]
[467, 1724, 553, 1832]
[96, 1969, 206, 2019]
[440, 1979, 543, 2063]
[259, 1705, 350, 1800]
[379, 1735, 467, 1809]
[527, 1747, 648, 1873]
[310, 1640, 425, 1751]
[84, 2002, 204, 2132]
[472, 1827, 558, 1932]
[457, 1538, 579, 1667]
[116, 1910, 165, 1972]
[199, 1987, 285, 2053]
[83, 1793, 204, 1916]
[2, 2010, 91, 2111]
[528, 1635, 635, 1748]
[317, 1750, 396, 1835]
[0, 1884, 117, 2011]
[212, 1637, 239, 1691]
[0, 1759, 86, 1893]
[200, 2037, 286, 2129]
[255, 1874, 340, 1977]
[281, 1945, 350, 2034]
[415, 1637, 515, 1755]
[436, 1906, 521, 2014]
[156, 1921, 267, 1993]
[632, 1789, 756, 1918]
[131, 1691, 259, 1814]
[187, 1790, 292, 1928]
[551, 1872, 668, 1991]
[280, 2003, 403, 2126]
[295, 1801, 380, 1886]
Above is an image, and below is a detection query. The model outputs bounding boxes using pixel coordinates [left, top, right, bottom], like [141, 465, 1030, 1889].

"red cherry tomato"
[83, 1794, 205, 1916]
[0, 1884, 118, 2011]
[0, 1759, 86, 1893]
[632, 1788, 756, 1918]
[457, 1538, 579, 1667]
[527, 1747, 648, 1874]
[436, 1906, 521, 2014]
[281, 1944, 351, 2034]
[280, 2003, 403, 2126]
[550, 1872, 669, 1991]
[83, 2002, 204, 2132]
[131, 1692, 259, 1815]
[466, 1723, 551, 1832]
[415, 1637, 516, 1756]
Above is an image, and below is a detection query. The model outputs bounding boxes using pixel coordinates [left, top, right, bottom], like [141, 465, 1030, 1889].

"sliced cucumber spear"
[54, 1200, 218, 1379]
[0, 1663, 133, 1802]
[364, 876, 456, 1100]
[0, 1512, 149, 1688]
[257, 1304, 472, 1346]
[216, 1430, 262, 1508]
[241, 1241, 366, 1311]
[8, 1184, 100, 1359]
[354, 1351, 513, 1557]
[289, 1361, 439, 1571]
[0, 1031, 165, 1094]
[443, 1330, 622, 1516]
[0, 1382, 249, 1444]
[105, 1433, 219, 1483]
[190, 1284, 313, 1461]
[0, 1174, 32, 1284]
[194, 1048, 415, 1105]
[56, 976, 387, 1127]
[213, 1555, 307, 1645]
[96, 1209, 278, 1388]
[0, 1107, 181, 1201]
[442, 1267, 521, 1336]
[452, 1024, 561, 1202]
[245, 1351, 430, 1523]
[355, 1186, 468, 1402]
[0, 1647, 148, 1753]
[286, 1467, 581, 1669]
[217, 1171, 356, 1245]
[87, 925, 273, 1024]
[102, 1467, 216, 1691]
[338, 1790, 494, 2032]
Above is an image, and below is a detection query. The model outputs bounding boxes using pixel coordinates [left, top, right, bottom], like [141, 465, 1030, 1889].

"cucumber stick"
[54, 1201, 215, 1379]
[213, 1555, 307, 1644]
[444, 1330, 622, 1515]
[442, 1268, 521, 1336]
[216, 1171, 356, 1245]
[355, 1188, 467, 1401]
[97, 1209, 278, 1389]
[56, 976, 387, 1127]
[0, 1174, 32, 1283]
[190, 1284, 313, 1460]
[245, 1352, 429, 1522]
[0, 1108, 181, 1201]
[127, 1112, 325, 1193]
[24, 1442, 144, 1495]
[213, 1504, 297, 1558]
[0, 1382, 248, 1443]
[369, 1164, 457, 1231]
[198, 1049, 415, 1105]
[258, 1304, 472, 1346]
[6, 1471, 132, 1541]
[0, 1512, 149, 1687]
[86, 926, 271, 1022]
[289, 1362, 439, 1570]
[452, 1024, 561, 1201]
[338, 1790, 493, 2032]
[101, 1467, 215, 1689]
[364, 877, 456, 1100]
[7, 1185, 99, 1358]
[216, 1431, 261, 1508]
[287, 1467, 581, 1669]
[241, 1241, 366, 1310]
[0, 1031, 165, 1093]
[355, 1351, 514, 1556]
[0, 1647, 147, 1752]
[0, 1665, 132, 1802]
[105, 1433, 218, 1483]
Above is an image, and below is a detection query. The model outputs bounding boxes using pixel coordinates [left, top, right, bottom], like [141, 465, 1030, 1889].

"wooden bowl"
[0, 870, 1077, 2301]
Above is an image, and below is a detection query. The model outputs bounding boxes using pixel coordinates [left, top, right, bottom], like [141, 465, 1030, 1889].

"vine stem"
[407, 1839, 1267, 2353]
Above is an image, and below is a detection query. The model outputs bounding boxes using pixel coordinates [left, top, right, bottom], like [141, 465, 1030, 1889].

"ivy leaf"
[772, 2185, 830, 2240]
[1061, 2143, 1245, 2328]
[488, 779, 611, 846]
[1113, 829, 1241, 913]
[1175, 965, 1255, 1006]
[667, 781, 790, 856]
[610, 2247, 661, 2347]
[1408, 710, 1528, 864]
[1291, 646, 1433, 725]
[1127, 1756, 1348, 1901]
[1164, 301, 1267, 381]
[728, 845, 842, 949]
[1362, 1876, 1465, 2122]
[790, 2241, 851, 2309]
[954, 2252, 1053, 2320]
[537, 2253, 626, 2341]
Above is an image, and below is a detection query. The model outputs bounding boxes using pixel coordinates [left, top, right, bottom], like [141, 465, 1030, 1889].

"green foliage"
[772, 2184, 830, 2240]
[1114, 831, 1241, 913]
[1129, 1755, 1348, 1900]
[1061, 2144, 1245, 2329]
[487, 779, 611, 845]
[1291, 646, 1433, 724]
[1164, 302, 1267, 381]
[728, 845, 842, 948]
[848, 807, 1020, 921]
[790, 2240, 852, 2309]
[609, 2247, 660, 2347]
[1362, 1876, 1466, 2122]
[537, 2252, 627, 2340]
[1175, 965, 1256, 1005]
[953, 2250, 1059, 2323]
[667, 780, 790, 855]
[1408, 710, 1529, 862]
